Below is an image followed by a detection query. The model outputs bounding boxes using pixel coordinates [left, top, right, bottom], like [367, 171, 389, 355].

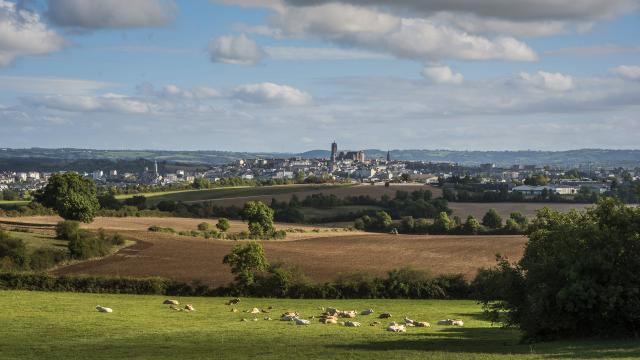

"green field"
[4, 231, 67, 251]
[0, 200, 29, 206]
[1, 291, 638, 359]
[120, 184, 354, 205]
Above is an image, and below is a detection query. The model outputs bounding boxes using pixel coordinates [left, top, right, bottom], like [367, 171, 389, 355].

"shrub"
[29, 248, 67, 271]
[0, 231, 29, 270]
[216, 218, 231, 232]
[482, 209, 503, 229]
[197, 222, 210, 231]
[55, 220, 81, 240]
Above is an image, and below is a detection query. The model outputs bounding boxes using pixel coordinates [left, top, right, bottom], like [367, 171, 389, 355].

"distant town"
[0, 142, 638, 203]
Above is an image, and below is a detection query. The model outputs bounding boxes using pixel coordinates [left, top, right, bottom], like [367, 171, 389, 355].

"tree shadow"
[334, 327, 640, 359]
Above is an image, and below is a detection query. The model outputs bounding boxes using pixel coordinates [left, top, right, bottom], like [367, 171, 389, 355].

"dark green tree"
[223, 242, 269, 288]
[34, 173, 100, 223]
[242, 201, 275, 237]
[0, 231, 29, 269]
[463, 215, 481, 235]
[482, 209, 503, 229]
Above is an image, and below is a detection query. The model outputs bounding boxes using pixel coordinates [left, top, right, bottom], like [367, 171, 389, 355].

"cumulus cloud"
[519, 71, 574, 91]
[260, 3, 537, 62]
[233, 82, 312, 106]
[47, 0, 177, 29]
[0, 0, 64, 66]
[422, 65, 463, 84]
[209, 34, 265, 65]
[610, 65, 640, 80]
[159, 84, 220, 99]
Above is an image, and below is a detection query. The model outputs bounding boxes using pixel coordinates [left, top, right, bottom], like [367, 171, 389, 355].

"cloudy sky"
[0, 0, 639, 152]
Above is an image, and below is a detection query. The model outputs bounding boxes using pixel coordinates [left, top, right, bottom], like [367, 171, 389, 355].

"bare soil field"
[181, 183, 440, 207]
[2, 216, 525, 286]
[449, 202, 592, 220]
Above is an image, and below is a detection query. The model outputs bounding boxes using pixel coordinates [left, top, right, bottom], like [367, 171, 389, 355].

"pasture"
[1, 290, 638, 360]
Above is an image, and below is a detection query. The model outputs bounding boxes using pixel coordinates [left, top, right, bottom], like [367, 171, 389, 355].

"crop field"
[2, 291, 638, 360]
[2, 230, 66, 251]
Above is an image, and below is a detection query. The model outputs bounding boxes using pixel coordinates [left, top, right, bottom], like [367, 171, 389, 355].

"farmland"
[1, 290, 639, 360]
[2, 216, 526, 286]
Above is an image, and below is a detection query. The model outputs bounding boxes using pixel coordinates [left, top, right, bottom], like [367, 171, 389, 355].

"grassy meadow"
[2, 291, 639, 360]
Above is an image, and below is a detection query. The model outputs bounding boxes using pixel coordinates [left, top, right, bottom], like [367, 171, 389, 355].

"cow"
[295, 318, 310, 325]
[379, 313, 392, 319]
[361, 309, 374, 315]
[163, 299, 179, 305]
[387, 323, 406, 332]
[184, 304, 195, 311]
[226, 298, 241, 305]
[344, 321, 361, 327]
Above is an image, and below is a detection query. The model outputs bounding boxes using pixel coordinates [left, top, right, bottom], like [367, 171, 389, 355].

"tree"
[97, 193, 122, 210]
[482, 209, 503, 229]
[216, 218, 230, 232]
[524, 175, 550, 186]
[192, 177, 211, 189]
[223, 242, 269, 288]
[123, 195, 147, 210]
[242, 201, 275, 237]
[431, 212, 452, 233]
[509, 212, 528, 228]
[34, 173, 100, 223]
[197, 222, 211, 231]
[480, 199, 640, 340]
[463, 215, 481, 235]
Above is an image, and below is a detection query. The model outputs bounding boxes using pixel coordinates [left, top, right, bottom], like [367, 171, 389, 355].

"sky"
[0, 0, 639, 152]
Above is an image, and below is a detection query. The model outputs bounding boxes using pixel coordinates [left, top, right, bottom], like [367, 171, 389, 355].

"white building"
[92, 170, 104, 180]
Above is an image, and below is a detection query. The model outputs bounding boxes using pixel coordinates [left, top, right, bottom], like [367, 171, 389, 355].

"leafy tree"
[400, 216, 415, 233]
[34, 173, 100, 223]
[463, 215, 481, 235]
[197, 222, 211, 231]
[242, 201, 275, 237]
[480, 199, 640, 340]
[524, 175, 550, 186]
[223, 242, 269, 288]
[216, 218, 230, 232]
[431, 212, 452, 233]
[55, 220, 81, 240]
[482, 209, 503, 229]
[1, 189, 19, 201]
[509, 212, 528, 228]
[192, 177, 211, 189]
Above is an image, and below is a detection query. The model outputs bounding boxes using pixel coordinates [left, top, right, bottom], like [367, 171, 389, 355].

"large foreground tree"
[478, 199, 640, 340]
[34, 173, 100, 223]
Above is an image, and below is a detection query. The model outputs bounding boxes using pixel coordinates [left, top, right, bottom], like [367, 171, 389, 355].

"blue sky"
[0, 0, 639, 152]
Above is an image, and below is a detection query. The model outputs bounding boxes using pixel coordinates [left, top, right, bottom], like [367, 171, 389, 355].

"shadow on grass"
[334, 327, 640, 359]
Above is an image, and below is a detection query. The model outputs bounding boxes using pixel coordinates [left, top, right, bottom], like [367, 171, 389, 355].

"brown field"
[449, 202, 592, 220]
[2, 215, 525, 287]
[188, 183, 440, 207]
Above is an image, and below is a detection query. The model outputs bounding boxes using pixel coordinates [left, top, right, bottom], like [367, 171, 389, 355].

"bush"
[148, 225, 176, 234]
[29, 248, 67, 271]
[216, 218, 230, 232]
[197, 222, 210, 231]
[55, 220, 81, 240]
[0, 231, 29, 270]
[482, 209, 503, 229]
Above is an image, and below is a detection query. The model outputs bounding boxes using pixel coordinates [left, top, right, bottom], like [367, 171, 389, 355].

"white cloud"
[422, 65, 464, 84]
[47, 0, 177, 29]
[209, 34, 265, 65]
[262, 3, 537, 62]
[26, 93, 153, 114]
[610, 65, 640, 80]
[160, 84, 220, 99]
[0, 0, 64, 66]
[0, 76, 115, 94]
[264, 46, 389, 60]
[233, 82, 312, 106]
[519, 71, 574, 91]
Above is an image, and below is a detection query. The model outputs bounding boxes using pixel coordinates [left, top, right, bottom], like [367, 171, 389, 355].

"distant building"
[339, 151, 365, 162]
[331, 141, 338, 163]
[387, 150, 391, 162]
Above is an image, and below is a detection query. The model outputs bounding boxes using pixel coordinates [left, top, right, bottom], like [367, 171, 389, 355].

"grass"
[1, 291, 639, 360]
[0, 200, 29, 205]
[5, 230, 67, 251]
[113, 186, 251, 200]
